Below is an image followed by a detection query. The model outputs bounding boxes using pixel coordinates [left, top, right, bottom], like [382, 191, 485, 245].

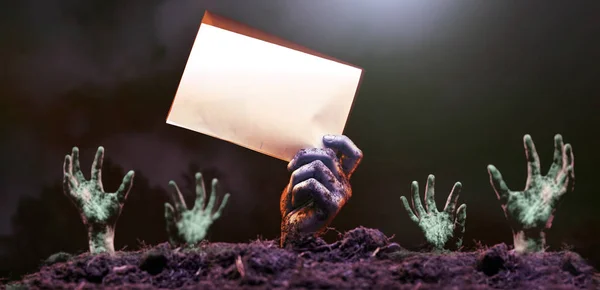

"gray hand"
[280, 135, 363, 245]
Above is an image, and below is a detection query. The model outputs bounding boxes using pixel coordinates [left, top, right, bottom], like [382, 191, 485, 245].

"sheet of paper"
[166, 11, 364, 162]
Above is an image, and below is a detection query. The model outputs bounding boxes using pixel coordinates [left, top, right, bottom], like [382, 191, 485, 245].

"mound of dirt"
[4, 227, 599, 289]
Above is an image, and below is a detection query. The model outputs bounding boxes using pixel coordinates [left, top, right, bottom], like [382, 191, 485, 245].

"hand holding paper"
[279, 135, 362, 246]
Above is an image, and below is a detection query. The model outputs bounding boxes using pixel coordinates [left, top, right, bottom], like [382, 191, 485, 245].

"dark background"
[1, 0, 598, 281]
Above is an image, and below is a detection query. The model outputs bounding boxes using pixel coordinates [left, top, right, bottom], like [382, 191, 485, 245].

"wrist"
[513, 228, 545, 253]
[87, 224, 116, 254]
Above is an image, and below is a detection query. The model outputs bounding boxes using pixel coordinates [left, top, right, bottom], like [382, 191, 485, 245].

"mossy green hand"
[63, 146, 134, 255]
[164, 172, 230, 246]
[401, 175, 467, 251]
[487, 134, 574, 253]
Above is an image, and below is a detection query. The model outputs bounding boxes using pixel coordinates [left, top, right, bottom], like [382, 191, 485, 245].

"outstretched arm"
[487, 134, 574, 253]
[63, 146, 134, 254]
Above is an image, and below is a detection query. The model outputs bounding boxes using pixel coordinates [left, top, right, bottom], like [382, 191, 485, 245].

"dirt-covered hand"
[280, 135, 363, 246]
[165, 172, 230, 246]
[401, 175, 467, 251]
[63, 146, 134, 254]
[487, 134, 575, 253]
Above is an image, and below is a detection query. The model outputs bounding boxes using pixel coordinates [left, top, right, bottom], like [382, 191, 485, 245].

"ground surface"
[2, 227, 599, 289]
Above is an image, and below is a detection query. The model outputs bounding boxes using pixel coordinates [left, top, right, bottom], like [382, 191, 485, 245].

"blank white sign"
[167, 11, 363, 161]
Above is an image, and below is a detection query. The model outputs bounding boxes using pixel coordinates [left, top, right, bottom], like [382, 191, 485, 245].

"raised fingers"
[288, 148, 343, 181]
[205, 178, 219, 213]
[290, 160, 341, 192]
[63, 155, 78, 199]
[424, 175, 437, 213]
[322, 135, 363, 178]
[63, 154, 73, 176]
[487, 165, 511, 202]
[71, 147, 85, 180]
[454, 204, 467, 236]
[411, 181, 426, 218]
[564, 143, 574, 169]
[62, 168, 74, 193]
[547, 134, 565, 177]
[443, 182, 462, 217]
[164, 203, 178, 240]
[563, 144, 575, 191]
[168, 180, 188, 212]
[115, 170, 134, 204]
[91, 146, 104, 182]
[194, 173, 207, 209]
[523, 134, 541, 177]
[400, 196, 419, 223]
[557, 165, 574, 196]
[563, 143, 574, 169]
[164, 203, 176, 222]
[211, 193, 230, 220]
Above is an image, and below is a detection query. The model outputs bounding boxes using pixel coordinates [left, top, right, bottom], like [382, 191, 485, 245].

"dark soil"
[3, 227, 599, 289]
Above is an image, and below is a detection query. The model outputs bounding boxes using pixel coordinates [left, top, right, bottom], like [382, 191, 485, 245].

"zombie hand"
[400, 175, 467, 251]
[164, 173, 230, 246]
[280, 135, 363, 246]
[487, 134, 575, 253]
[63, 146, 134, 255]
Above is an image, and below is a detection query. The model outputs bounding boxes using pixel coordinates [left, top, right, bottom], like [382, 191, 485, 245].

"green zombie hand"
[487, 134, 574, 253]
[164, 173, 230, 246]
[63, 146, 135, 255]
[401, 175, 467, 251]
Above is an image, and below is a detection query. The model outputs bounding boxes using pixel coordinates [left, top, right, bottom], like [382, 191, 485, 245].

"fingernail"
[323, 135, 335, 142]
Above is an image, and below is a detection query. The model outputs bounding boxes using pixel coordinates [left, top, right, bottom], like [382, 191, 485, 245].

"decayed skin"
[487, 134, 575, 253]
[164, 173, 230, 246]
[62, 146, 134, 255]
[280, 135, 363, 246]
[401, 175, 467, 251]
